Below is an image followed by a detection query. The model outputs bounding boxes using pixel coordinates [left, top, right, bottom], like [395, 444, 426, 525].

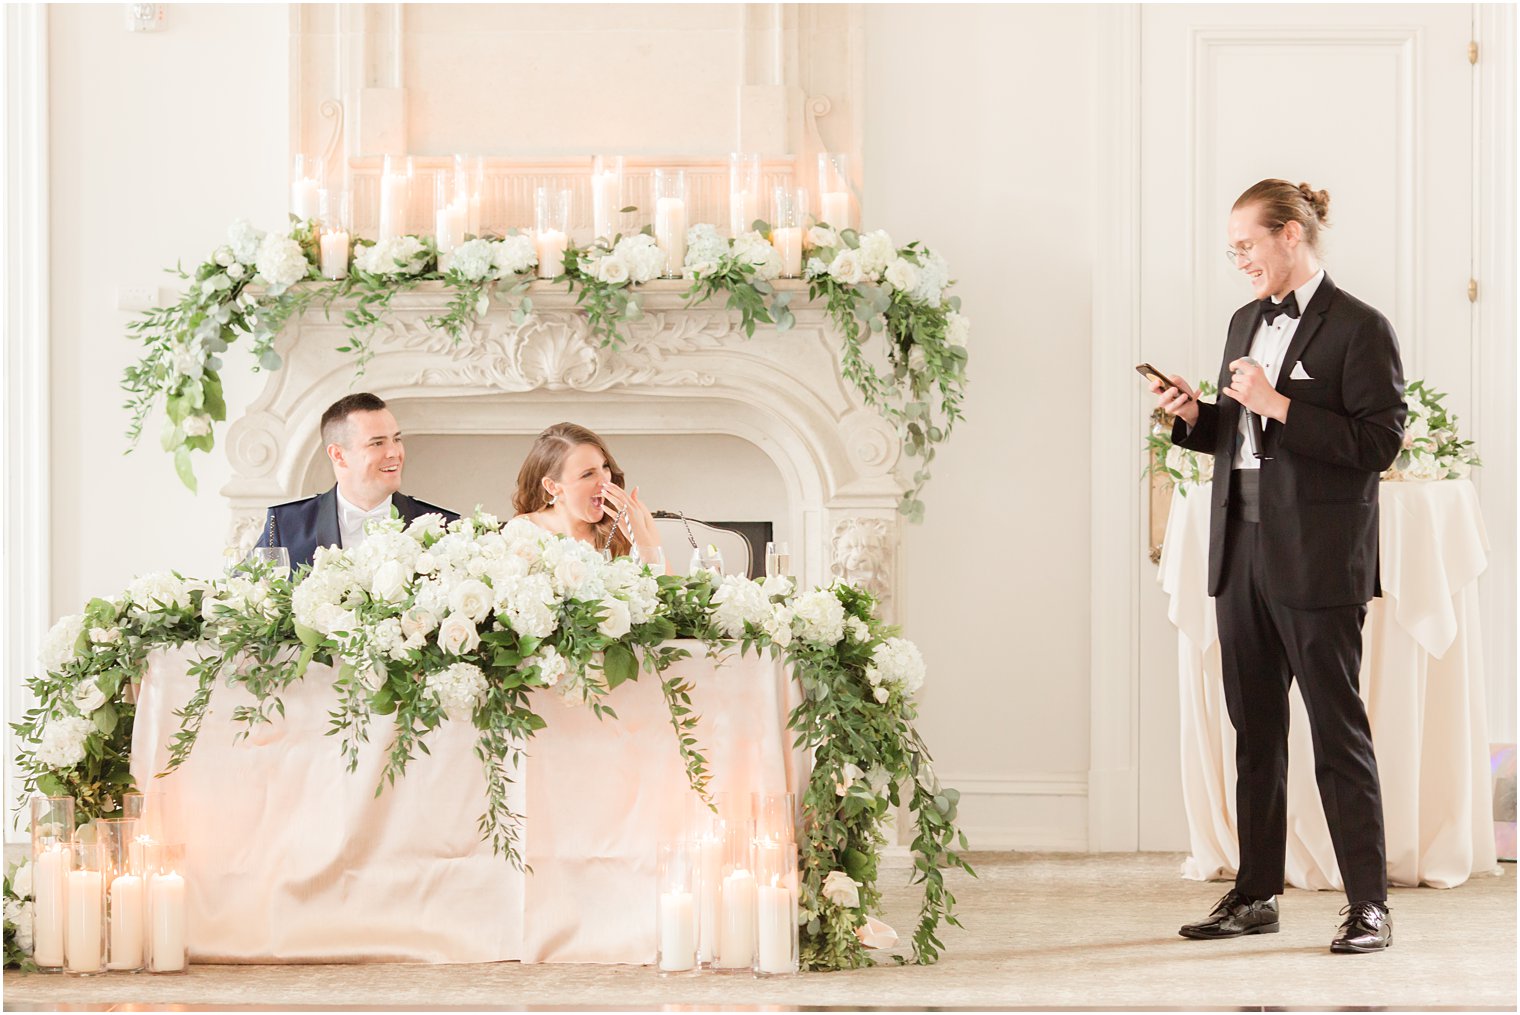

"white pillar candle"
[108, 874, 145, 970]
[756, 883, 795, 973]
[378, 173, 409, 241]
[436, 198, 469, 256]
[772, 227, 802, 278]
[821, 191, 851, 230]
[32, 844, 66, 967]
[658, 890, 697, 971]
[716, 868, 756, 969]
[65, 869, 103, 972]
[654, 196, 688, 277]
[148, 872, 187, 972]
[320, 230, 350, 280]
[730, 189, 759, 238]
[697, 837, 721, 963]
[535, 228, 568, 279]
[591, 170, 621, 241]
[290, 178, 319, 221]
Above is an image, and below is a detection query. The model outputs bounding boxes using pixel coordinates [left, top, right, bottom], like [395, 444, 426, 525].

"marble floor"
[4, 852, 1514, 1011]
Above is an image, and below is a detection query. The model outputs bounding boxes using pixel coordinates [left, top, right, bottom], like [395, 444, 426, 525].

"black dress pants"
[1215, 474, 1388, 904]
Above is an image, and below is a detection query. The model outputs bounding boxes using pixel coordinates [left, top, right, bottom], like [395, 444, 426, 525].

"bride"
[511, 422, 668, 570]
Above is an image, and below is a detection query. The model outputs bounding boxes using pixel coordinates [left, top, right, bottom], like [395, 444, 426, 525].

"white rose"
[884, 258, 920, 293]
[437, 612, 481, 656]
[449, 579, 493, 623]
[407, 514, 446, 543]
[597, 598, 632, 640]
[11, 859, 33, 900]
[807, 225, 839, 250]
[213, 245, 235, 268]
[183, 413, 213, 438]
[370, 560, 409, 602]
[595, 255, 630, 285]
[226, 261, 246, 281]
[945, 311, 970, 348]
[873, 685, 890, 704]
[399, 607, 438, 640]
[908, 346, 928, 373]
[821, 870, 861, 909]
[88, 626, 121, 646]
[828, 249, 865, 285]
[835, 761, 864, 797]
[311, 602, 356, 636]
[72, 680, 107, 716]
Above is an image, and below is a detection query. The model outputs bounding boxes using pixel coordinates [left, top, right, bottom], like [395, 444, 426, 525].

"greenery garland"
[121, 218, 969, 519]
[6, 512, 970, 972]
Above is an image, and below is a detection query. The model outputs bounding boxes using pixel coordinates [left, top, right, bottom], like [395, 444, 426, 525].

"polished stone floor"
[4, 852, 1514, 1011]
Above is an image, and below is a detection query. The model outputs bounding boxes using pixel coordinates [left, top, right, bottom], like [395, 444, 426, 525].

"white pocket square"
[1290, 362, 1314, 380]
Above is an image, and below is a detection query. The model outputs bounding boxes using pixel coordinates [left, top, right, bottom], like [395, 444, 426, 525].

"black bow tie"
[1260, 292, 1301, 324]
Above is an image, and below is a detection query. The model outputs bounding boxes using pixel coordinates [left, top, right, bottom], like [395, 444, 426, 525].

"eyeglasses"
[1223, 223, 1284, 265]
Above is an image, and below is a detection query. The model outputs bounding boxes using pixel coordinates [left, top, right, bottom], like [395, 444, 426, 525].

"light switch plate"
[117, 286, 158, 311]
[127, 4, 164, 33]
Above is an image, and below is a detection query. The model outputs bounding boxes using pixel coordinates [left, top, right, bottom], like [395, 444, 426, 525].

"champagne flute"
[764, 541, 790, 579]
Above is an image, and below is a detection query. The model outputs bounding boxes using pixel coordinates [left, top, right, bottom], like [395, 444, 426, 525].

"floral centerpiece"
[123, 214, 969, 521]
[6, 512, 971, 971]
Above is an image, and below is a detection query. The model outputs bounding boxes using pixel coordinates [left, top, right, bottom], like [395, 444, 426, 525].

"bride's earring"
[548, 492, 558, 507]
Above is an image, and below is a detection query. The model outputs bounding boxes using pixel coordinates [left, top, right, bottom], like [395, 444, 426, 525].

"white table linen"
[130, 641, 806, 963]
[1159, 479, 1499, 889]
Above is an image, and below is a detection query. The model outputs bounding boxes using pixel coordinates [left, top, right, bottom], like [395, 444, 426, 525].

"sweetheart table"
[1159, 478, 1499, 890]
[130, 641, 807, 964]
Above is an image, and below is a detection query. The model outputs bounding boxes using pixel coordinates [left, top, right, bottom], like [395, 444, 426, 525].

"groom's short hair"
[321, 392, 389, 448]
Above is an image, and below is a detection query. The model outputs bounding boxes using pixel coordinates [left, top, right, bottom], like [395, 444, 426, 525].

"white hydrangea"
[40, 614, 84, 672]
[764, 604, 794, 648]
[425, 662, 487, 718]
[227, 219, 264, 265]
[793, 588, 846, 646]
[732, 230, 782, 281]
[710, 575, 771, 638]
[492, 573, 560, 639]
[603, 558, 660, 625]
[610, 233, 664, 284]
[910, 249, 950, 307]
[254, 233, 311, 294]
[126, 572, 197, 622]
[541, 537, 607, 602]
[354, 235, 428, 276]
[758, 574, 794, 599]
[857, 229, 897, 279]
[944, 311, 970, 348]
[683, 223, 727, 278]
[450, 238, 497, 282]
[492, 233, 537, 277]
[34, 715, 95, 769]
[865, 637, 926, 697]
[10, 859, 33, 900]
[534, 645, 568, 688]
[845, 615, 871, 643]
[6, 899, 33, 953]
[292, 567, 358, 633]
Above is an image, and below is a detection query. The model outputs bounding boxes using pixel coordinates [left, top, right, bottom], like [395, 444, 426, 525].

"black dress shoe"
[1179, 889, 1280, 939]
[1331, 901, 1391, 953]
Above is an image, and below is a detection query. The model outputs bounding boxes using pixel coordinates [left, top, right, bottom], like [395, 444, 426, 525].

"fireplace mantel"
[224, 280, 907, 619]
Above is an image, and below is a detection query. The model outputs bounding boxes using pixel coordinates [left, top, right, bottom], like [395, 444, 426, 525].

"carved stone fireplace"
[223, 280, 907, 620]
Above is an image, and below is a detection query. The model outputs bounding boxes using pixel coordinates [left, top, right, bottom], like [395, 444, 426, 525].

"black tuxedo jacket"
[1173, 273, 1406, 609]
[262, 487, 459, 570]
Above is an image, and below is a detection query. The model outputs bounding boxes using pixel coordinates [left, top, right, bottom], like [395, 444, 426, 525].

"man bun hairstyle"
[321, 392, 389, 448]
[1233, 178, 1331, 255]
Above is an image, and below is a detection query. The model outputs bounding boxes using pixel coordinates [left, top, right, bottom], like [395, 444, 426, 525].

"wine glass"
[244, 546, 291, 580]
[634, 544, 666, 574]
[690, 544, 724, 577]
[764, 541, 791, 579]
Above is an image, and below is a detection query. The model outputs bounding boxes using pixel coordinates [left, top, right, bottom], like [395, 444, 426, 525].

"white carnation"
[493, 233, 538, 276]
[227, 219, 264, 264]
[436, 612, 481, 656]
[793, 588, 846, 646]
[450, 238, 497, 282]
[40, 615, 84, 672]
[822, 869, 861, 909]
[34, 715, 94, 770]
[254, 233, 310, 294]
[425, 661, 487, 719]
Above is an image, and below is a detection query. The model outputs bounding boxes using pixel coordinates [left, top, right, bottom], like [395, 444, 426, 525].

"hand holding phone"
[1135, 362, 1182, 395]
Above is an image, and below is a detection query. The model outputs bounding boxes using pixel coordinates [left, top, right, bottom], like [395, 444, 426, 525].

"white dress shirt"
[336, 488, 394, 549]
[1233, 269, 1325, 471]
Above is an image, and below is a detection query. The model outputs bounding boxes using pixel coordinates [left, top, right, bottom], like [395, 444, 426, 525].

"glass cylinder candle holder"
[817, 153, 854, 231]
[534, 187, 571, 279]
[713, 803, 757, 972]
[752, 841, 799, 976]
[290, 153, 322, 222]
[591, 155, 624, 242]
[653, 169, 688, 278]
[144, 843, 188, 973]
[770, 187, 807, 278]
[64, 840, 106, 976]
[98, 818, 146, 972]
[377, 154, 412, 241]
[655, 841, 700, 975]
[30, 796, 74, 971]
[752, 792, 797, 845]
[463, 154, 485, 237]
[729, 152, 762, 238]
[435, 171, 470, 263]
[319, 189, 353, 280]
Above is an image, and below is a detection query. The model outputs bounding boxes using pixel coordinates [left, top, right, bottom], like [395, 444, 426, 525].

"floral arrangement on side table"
[6, 512, 972, 971]
[122, 216, 969, 521]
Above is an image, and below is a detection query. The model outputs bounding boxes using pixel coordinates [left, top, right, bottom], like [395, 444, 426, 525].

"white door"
[1134, 4, 1479, 849]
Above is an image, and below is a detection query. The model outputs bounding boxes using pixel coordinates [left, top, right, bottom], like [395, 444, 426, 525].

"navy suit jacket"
[261, 486, 459, 570]
[1173, 273, 1406, 609]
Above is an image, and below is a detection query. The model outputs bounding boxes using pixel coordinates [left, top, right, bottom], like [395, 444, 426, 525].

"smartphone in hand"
[1135, 363, 1186, 398]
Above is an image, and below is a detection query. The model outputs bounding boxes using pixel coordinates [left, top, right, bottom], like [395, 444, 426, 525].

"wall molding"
[938, 772, 1090, 852]
[1088, 4, 1143, 852]
[2, 3, 49, 844]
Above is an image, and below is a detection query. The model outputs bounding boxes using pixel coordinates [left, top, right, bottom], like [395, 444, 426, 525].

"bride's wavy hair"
[512, 422, 631, 558]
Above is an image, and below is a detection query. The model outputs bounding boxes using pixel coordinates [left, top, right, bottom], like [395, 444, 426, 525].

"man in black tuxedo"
[262, 393, 458, 569]
[1152, 180, 1405, 953]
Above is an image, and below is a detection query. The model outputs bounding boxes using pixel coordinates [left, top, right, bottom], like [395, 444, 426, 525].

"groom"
[261, 393, 458, 569]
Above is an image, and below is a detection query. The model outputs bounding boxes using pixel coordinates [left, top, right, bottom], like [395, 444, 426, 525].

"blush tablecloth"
[1158, 479, 1499, 890]
[130, 641, 807, 963]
